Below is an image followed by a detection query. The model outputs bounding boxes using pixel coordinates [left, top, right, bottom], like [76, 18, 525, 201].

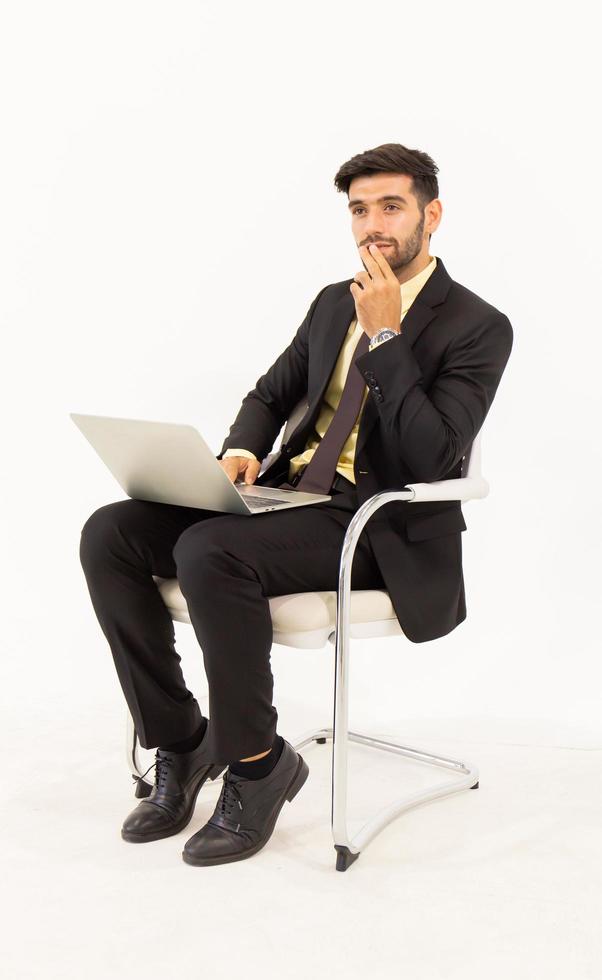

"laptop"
[69, 413, 332, 514]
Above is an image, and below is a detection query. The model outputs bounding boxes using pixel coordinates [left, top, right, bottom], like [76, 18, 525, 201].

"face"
[348, 173, 441, 276]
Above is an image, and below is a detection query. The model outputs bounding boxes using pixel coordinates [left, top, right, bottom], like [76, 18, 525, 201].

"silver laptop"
[70, 413, 332, 514]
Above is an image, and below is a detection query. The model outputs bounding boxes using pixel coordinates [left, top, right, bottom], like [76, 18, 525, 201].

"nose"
[363, 222, 387, 244]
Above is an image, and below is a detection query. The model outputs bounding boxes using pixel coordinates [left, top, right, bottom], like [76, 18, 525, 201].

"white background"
[1, 2, 601, 978]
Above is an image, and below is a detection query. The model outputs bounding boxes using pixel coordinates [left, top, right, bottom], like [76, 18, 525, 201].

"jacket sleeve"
[355, 312, 514, 483]
[216, 285, 330, 462]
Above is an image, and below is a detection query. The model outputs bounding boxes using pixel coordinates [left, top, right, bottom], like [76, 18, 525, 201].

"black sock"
[228, 734, 284, 780]
[159, 716, 208, 754]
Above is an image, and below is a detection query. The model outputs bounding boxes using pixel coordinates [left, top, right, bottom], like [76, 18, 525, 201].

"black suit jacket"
[217, 256, 513, 643]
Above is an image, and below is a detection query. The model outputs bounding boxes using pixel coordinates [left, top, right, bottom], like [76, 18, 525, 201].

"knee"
[79, 500, 134, 569]
[172, 523, 225, 586]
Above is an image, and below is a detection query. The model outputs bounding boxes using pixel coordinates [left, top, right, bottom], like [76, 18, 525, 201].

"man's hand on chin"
[350, 243, 402, 339]
[218, 456, 262, 485]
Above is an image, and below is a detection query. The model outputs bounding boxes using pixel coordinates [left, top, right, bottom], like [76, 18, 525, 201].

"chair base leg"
[290, 726, 480, 871]
[335, 845, 360, 872]
[133, 778, 153, 798]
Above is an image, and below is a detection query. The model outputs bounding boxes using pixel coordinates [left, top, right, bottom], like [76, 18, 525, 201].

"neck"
[395, 251, 433, 285]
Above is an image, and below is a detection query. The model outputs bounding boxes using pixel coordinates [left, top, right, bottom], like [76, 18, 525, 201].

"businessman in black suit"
[79, 143, 513, 866]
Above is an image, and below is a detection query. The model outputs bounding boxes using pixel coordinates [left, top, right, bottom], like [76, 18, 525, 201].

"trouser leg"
[172, 499, 385, 765]
[79, 498, 227, 749]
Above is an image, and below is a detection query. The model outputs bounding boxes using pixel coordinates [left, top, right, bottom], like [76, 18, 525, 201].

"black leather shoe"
[121, 725, 226, 843]
[182, 738, 309, 866]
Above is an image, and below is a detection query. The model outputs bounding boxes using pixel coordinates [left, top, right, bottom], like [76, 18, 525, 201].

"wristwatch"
[368, 328, 399, 351]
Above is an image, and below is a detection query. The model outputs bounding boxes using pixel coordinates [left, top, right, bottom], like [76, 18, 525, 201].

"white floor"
[3, 702, 602, 980]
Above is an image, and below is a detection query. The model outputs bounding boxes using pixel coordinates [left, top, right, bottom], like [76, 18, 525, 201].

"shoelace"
[132, 751, 174, 792]
[215, 772, 244, 831]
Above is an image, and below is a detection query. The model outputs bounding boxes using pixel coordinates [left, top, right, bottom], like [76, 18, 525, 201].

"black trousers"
[78, 474, 386, 764]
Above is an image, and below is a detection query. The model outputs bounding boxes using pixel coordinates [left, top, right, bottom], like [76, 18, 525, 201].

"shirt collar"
[400, 254, 437, 309]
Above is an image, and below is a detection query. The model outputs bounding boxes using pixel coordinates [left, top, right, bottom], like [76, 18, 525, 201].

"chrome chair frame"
[126, 399, 488, 871]
[297, 486, 480, 872]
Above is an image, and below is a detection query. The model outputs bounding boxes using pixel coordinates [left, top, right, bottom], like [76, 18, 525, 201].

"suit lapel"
[282, 293, 358, 450]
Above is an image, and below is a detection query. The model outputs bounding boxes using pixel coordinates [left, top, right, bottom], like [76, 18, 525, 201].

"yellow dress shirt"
[224, 255, 438, 485]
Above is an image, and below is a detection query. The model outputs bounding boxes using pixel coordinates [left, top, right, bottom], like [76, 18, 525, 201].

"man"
[79, 142, 513, 867]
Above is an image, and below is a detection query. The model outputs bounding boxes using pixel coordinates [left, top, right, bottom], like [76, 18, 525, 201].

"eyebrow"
[347, 194, 409, 210]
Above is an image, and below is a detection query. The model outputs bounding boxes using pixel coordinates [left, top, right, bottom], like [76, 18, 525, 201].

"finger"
[361, 243, 390, 279]
[358, 248, 373, 278]
[353, 270, 369, 288]
[220, 459, 239, 483]
[359, 243, 380, 278]
[244, 461, 261, 484]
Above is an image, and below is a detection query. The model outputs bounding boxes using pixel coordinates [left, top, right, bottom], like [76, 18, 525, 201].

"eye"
[352, 205, 399, 215]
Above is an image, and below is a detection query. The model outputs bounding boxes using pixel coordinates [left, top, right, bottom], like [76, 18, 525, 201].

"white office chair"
[126, 399, 488, 871]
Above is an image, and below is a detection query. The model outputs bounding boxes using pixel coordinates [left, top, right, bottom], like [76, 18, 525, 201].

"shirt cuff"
[222, 448, 258, 460]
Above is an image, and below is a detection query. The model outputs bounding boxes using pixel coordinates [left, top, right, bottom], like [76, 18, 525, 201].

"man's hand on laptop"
[218, 456, 262, 485]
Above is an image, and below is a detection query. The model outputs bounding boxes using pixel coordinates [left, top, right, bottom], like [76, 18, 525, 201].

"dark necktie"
[281, 329, 371, 494]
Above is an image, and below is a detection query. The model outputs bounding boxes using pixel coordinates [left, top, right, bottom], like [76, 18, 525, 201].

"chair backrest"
[282, 396, 308, 445]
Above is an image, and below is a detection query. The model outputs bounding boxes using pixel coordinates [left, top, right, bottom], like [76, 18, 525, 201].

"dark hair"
[334, 142, 439, 226]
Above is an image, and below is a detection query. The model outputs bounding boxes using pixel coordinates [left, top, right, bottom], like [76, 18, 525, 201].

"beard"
[379, 210, 426, 273]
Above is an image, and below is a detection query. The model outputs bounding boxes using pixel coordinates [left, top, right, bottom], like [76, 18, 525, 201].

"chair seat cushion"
[152, 577, 403, 648]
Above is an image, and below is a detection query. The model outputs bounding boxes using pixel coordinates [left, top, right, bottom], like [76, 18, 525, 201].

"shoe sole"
[181, 753, 309, 866]
[121, 763, 226, 843]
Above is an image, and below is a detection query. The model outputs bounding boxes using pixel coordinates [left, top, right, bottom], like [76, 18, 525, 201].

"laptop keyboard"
[243, 495, 290, 510]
